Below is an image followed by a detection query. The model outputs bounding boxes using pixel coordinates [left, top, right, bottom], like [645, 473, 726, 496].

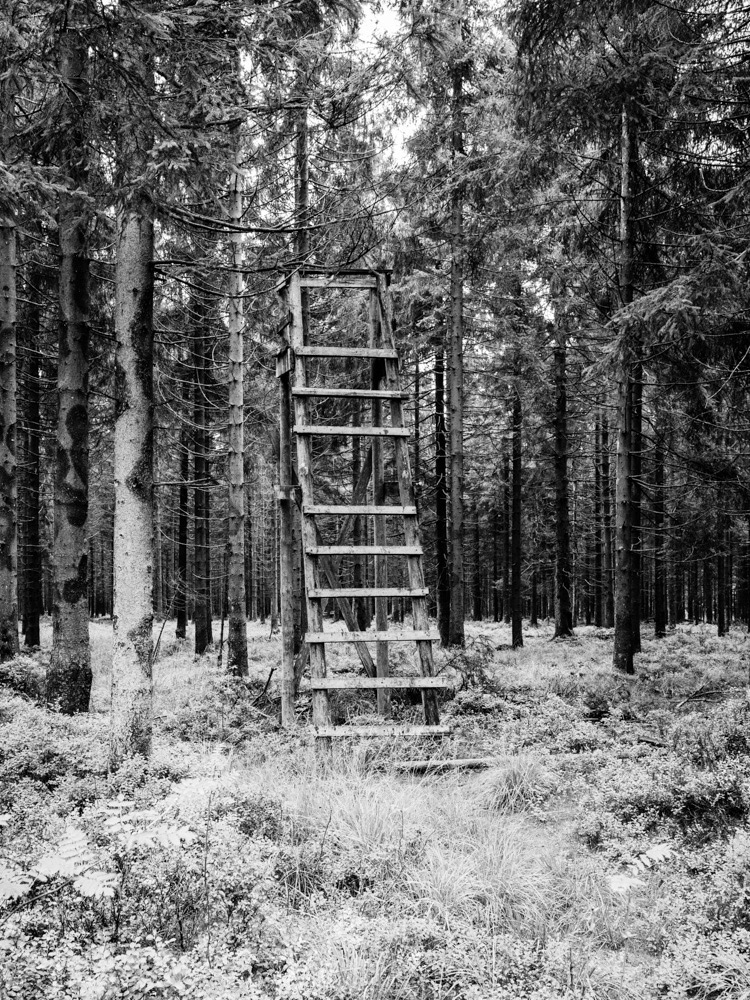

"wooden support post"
[370, 289, 390, 716]
[377, 276, 440, 725]
[277, 345, 295, 728]
[288, 272, 332, 754]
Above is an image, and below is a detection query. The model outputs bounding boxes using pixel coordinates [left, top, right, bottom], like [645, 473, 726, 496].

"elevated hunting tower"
[276, 268, 452, 747]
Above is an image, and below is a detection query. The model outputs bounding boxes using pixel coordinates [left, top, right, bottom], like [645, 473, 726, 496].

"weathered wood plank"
[314, 725, 452, 738]
[308, 587, 428, 599]
[292, 388, 408, 399]
[304, 504, 417, 516]
[306, 630, 439, 643]
[393, 757, 497, 774]
[295, 346, 398, 359]
[306, 545, 422, 556]
[310, 676, 452, 690]
[294, 425, 409, 437]
[300, 275, 377, 289]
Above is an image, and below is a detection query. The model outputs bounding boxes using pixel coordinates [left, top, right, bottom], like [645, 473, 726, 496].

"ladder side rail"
[377, 275, 440, 726]
[369, 288, 390, 715]
[277, 304, 296, 728]
[288, 271, 332, 746]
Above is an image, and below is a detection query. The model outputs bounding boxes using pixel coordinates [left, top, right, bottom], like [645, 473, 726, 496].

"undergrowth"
[1, 619, 749, 998]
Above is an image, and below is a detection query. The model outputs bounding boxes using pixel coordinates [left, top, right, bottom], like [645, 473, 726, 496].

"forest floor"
[2, 619, 750, 999]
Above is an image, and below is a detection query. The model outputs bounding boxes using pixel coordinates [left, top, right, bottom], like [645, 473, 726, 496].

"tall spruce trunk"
[21, 289, 41, 648]
[473, 504, 482, 621]
[110, 202, 154, 764]
[226, 143, 248, 676]
[601, 412, 615, 627]
[594, 416, 603, 628]
[511, 387, 523, 648]
[630, 365, 643, 651]
[653, 419, 667, 638]
[0, 212, 18, 661]
[0, 0, 20, 662]
[48, 21, 91, 711]
[553, 324, 573, 637]
[503, 447, 510, 624]
[448, 55, 465, 647]
[193, 307, 212, 655]
[434, 346, 450, 645]
[175, 421, 188, 639]
[613, 102, 636, 674]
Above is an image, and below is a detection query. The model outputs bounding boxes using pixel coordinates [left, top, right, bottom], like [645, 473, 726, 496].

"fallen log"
[393, 757, 497, 775]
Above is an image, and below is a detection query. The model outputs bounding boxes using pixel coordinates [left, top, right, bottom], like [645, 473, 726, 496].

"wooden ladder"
[277, 268, 452, 746]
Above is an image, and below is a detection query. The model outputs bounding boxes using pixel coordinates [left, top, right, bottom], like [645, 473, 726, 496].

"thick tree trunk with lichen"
[48, 23, 91, 711]
[226, 146, 248, 676]
[0, 221, 19, 663]
[110, 205, 154, 765]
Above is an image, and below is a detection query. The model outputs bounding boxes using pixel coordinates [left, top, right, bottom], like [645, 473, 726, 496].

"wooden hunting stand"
[276, 268, 451, 746]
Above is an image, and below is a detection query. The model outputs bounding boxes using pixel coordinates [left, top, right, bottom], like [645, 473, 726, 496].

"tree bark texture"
[553, 324, 573, 637]
[48, 21, 91, 711]
[193, 305, 212, 655]
[434, 346, 449, 645]
[175, 420, 188, 640]
[0, 218, 18, 662]
[613, 101, 636, 674]
[600, 412, 615, 627]
[448, 53, 465, 648]
[653, 419, 667, 638]
[110, 205, 154, 764]
[511, 387, 523, 649]
[21, 286, 41, 648]
[226, 143, 248, 676]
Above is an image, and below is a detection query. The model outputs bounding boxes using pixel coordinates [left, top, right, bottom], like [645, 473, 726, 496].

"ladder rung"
[306, 630, 438, 643]
[314, 725, 452, 738]
[310, 676, 451, 690]
[308, 587, 428, 599]
[304, 505, 417, 516]
[300, 275, 377, 289]
[294, 425, 409, 437]
[292, 388, 409, 400]
[295, 346, 398, 359]
[307, 545, 422, 556]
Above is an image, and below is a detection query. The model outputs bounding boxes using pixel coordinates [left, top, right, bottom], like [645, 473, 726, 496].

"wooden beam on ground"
[392, 757, 498, 774]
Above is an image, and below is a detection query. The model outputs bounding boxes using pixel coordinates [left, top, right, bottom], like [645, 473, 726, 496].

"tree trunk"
[435, 345, 450, 645]
[594, 416, 603, 627]
[613, 102, 636, 674]
[110, 196, 154, 765]
[193, 299, 212, 655]
[175, 419, 188, 639]
[21, 289, 41, 648]
[601, 412, 615, 627]
[226, 141, 248, 676]
[492, 503, 499, 622]
[703, 559, 713, 624]
[0, 215, 18, 662]
[503, 447, 510, 624]
[630, 363, 643, 651]
[473, 504, 482, 621]
[448, 51, 465, 648]
[48, 20, 91, 711]
[653, 420, 667, 638]
[553, 324, 573, 637]
[511, 387, 523, 649]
